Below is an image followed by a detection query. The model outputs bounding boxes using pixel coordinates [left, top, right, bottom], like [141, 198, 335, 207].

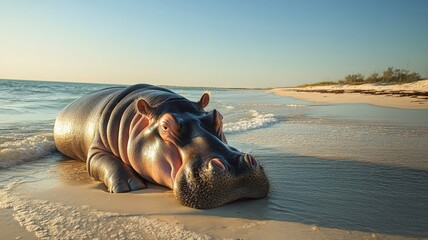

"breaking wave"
[223, 110, 278, 133]
[0, 134, 56, 168]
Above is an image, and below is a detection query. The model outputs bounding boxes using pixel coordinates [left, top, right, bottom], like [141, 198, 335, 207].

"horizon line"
[0, 78, 278, 90]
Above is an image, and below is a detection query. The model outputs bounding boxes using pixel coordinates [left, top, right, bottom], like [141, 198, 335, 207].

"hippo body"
[54, 84, 269, 209]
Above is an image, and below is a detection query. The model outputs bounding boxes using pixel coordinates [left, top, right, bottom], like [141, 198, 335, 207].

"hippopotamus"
[54, 84, 269, 209]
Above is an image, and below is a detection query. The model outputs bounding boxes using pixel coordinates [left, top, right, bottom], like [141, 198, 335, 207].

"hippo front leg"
[87, 146, 146, 193]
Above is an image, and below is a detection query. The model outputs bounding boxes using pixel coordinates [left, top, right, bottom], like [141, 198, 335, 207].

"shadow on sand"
[55, 149, 428, 238]
[200, 148, 428, 237]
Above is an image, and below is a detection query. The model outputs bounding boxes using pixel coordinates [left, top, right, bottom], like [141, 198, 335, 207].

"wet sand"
[0, 159, 413, 239]
[270, 80, 428, 109]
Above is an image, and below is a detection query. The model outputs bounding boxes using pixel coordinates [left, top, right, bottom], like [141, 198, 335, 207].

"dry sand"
[0, 159, 412, 239]
[270, 80, 428, 109]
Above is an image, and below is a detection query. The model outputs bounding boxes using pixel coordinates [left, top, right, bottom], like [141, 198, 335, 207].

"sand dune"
[271, 80, 428, 109]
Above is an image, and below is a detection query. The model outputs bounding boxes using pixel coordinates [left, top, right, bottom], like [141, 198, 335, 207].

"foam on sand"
[0, 181, 211, 240]
[223, 110, 278, 133]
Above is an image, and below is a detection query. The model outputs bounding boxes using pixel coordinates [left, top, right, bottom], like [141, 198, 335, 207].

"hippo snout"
[210, 153, 258, 172]
[174, 153, 270, 209]
[210, 153, 257, 171]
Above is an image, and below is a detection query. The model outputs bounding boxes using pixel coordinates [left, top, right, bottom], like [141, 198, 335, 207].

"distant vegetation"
[299, 67, 422, 87]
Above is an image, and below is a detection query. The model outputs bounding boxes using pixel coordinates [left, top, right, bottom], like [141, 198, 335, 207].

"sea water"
[1, 79, 427, 238]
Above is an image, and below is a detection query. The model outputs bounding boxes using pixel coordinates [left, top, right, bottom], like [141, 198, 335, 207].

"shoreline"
[270, 80, 428, 109]
[0, 159, 412, 240]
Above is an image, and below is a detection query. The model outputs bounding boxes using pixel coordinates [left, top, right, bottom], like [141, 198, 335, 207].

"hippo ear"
[197, 92, 210, 109]
[136, 99, 153, 116]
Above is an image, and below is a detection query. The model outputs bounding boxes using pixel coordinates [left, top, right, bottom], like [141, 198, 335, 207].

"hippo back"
[54, 84, 184, 161]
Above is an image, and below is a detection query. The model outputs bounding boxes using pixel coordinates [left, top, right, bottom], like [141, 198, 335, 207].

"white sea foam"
[0, 181, 212, 240]
[223, 110, 278, 133]
[0, 134, 56, 168]
[286, 104, 307, 108]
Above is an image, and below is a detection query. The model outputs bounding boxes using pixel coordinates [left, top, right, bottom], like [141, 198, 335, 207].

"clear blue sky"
[1, 0, 427, 87]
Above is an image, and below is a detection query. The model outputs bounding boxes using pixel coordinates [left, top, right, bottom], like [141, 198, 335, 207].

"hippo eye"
[160, 121, 169, 131]
[159, 115, 180, 134]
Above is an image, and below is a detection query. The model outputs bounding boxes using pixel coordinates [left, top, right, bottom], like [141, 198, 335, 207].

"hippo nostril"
[210, 158, 226, 171]
[244, 154, 257, 168]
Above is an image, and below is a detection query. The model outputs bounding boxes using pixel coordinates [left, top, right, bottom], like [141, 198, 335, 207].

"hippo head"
[133, 92, 269, 209]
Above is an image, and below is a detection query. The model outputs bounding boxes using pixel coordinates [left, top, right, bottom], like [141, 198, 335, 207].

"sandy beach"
[270, 80, 428, 109]
[0, 159, 410, 240]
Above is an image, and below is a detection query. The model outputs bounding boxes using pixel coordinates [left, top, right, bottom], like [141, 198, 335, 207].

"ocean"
[1, 79, 428, 238]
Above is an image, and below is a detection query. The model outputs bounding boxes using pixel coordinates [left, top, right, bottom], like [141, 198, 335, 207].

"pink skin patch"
[166, 142, 182, 181]
[158, 114, 184, 187]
